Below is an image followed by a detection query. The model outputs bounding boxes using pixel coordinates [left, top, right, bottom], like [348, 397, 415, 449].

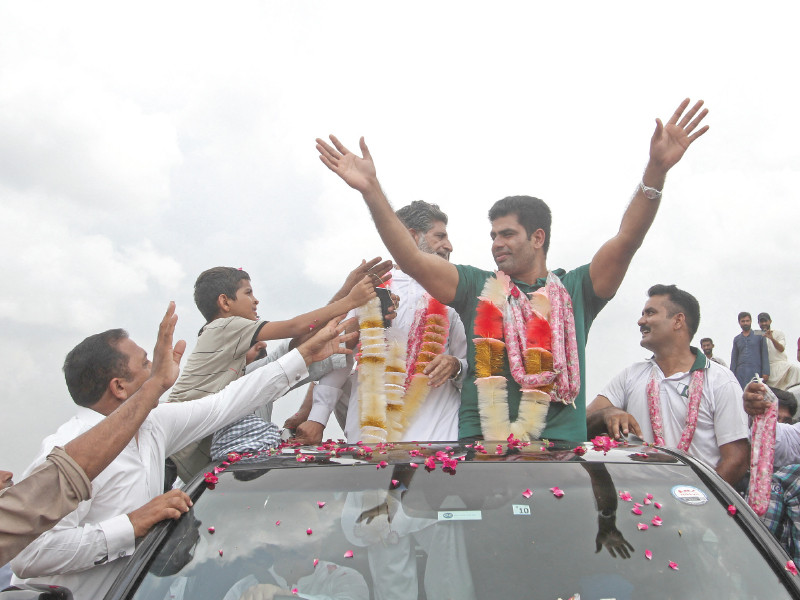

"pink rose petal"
[669, 561, 679, 571]
[727, 504, 737, 516]
[522, 488, 533, 499]
[786, 560, 798, 575]
[306, 528, 313, 535]
[645, 549, 653, 560]
[643, 498, 652, 505]
[637, 523, 649, 531]
[291, 588, 298, 595]
[645, 493, 654, 500]
[409, 462, 418, 468]
[344, 550, 354, 558]
[654, 502, 662, 509]
[218, 549, 223, 556]
[317, 501, 326, 508]
[550, 486, 564, 498]
[619, 491, 632, 502]
[632, 507, 643, 515]
[633, 502, 643, 508]
[651, 516, 662, 526]
[275, 520, 281, 526]
[208, 526, 215, 534]
[391, 479, 399, 487]
[313, 558, 319, 568]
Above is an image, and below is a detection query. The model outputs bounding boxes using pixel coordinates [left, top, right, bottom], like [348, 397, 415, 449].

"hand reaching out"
[316, 135, 378, 194]
[649, 98, 709, 172]
[149, 302, 187, 396]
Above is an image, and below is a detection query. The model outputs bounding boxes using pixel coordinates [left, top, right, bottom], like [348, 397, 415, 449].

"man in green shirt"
[316, 98, 710, 441]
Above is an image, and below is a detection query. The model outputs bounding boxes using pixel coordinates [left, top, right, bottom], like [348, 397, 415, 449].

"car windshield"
[131, 450, 792, 600]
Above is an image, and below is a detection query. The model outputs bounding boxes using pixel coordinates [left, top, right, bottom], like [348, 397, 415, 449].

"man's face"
[701, 340, 714, 357]
[779, 406, 794, 425]
[116, 337, 152, 398]
[638, 295, 677, 352]
[0, 470, 13, 490]
[759, 317, 771, 331]
[226, 279, 259, 321]
[416, 220, 453, 260]
[739, 316, 752, 332]
[490, 214, 538, 277]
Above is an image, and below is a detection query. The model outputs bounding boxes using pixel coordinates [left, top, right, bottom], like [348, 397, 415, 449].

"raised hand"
[345, 276, 379, 309]
[298, 316, 359, 364]
[649, 98, 709, 172]
[316, 135, 377, 193]
[150, 301, 187, 395]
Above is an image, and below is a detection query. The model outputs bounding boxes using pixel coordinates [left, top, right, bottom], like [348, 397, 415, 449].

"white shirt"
[600, 352, 748, 468]
[310, 269, 467, 442]
[11, 350, 308, 600]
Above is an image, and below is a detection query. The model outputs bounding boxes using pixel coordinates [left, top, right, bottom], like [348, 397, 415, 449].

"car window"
[130, 459, 793, 600]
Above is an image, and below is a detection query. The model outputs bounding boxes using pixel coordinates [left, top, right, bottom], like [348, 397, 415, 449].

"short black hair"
[395, 200, 448, 233]
[194, 267, 251, 323]
[773, 387, 798, 416]
[699, 337, 713, 345]
[488, 196, 552, 254]
[738, 311, 751, 321]
[63, 329, 131, 407]
[647, 284, 701, 340]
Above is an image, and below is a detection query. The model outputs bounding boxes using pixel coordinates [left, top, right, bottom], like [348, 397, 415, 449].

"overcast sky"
[2, 1, 799, 476]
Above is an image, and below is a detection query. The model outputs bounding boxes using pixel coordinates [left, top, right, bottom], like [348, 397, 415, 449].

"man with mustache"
[586, 285, 749, 486]
[316, 98, 710, 442]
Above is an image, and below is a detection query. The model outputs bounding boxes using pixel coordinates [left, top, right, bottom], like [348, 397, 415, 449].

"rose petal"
[645, 493, 654, 500]
[643, 498, 652, 505]
[344, 550, 354, 558]
[317, 501, 326, 508]
[619, 491, 632, 502]
[573, 445, 587, 456]
[632, 507, 643, 515]
[645, 549, 653, 560]
[522, 488, 533, 499]
[306, 528, 313, 535]
[637, 523, 649, 530]
[391, 479, 399, 487]
[633, 502, 643, 508]
[654, 502, 662, 509]
[786, 560, 798, 576]
[218, 549, 224, 557]
[291, 588, 298, 595]
[377, 460, 388, 469]
[669, 561, 679, 571]
[550, 486, 564, 498]
[727, 504, 737, 516]
[313, 558, 319, 568]
[208, 526, 215, 534]
[651, 516, 662, 526]
[275, 520, 281, 526]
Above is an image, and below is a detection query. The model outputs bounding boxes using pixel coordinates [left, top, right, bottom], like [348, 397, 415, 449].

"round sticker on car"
[670, 485, 708, 505]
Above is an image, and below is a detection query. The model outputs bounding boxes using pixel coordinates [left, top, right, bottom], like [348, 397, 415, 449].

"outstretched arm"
[589, 99, 710, 299]
[316, 135, 460, 304]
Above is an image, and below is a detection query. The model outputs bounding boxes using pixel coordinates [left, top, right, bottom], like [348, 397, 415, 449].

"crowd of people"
[3, 96, 800, 596]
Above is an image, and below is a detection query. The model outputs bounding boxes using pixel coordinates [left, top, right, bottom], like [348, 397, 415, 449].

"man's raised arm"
[64, 302, 187, 480]
[316, 135, 459, 304]
[589, 99, 710, 299]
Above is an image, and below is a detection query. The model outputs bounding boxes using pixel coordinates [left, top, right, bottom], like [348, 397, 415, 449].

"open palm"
[316, 135, 377, 193]
[649, 98, 709, 171]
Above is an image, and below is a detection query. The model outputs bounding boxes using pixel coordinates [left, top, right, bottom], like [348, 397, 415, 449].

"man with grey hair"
[295, 200, 466, 444]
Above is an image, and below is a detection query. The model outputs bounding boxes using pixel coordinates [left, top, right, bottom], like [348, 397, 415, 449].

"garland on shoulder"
[475, 271, 580, 441]
[356, 293, 450, 442]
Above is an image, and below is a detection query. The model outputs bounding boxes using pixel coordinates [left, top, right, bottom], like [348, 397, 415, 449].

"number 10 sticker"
[512, 504, 532, 516]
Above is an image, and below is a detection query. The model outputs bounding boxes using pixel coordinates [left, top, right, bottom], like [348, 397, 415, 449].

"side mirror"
[0, 584, 73, 599]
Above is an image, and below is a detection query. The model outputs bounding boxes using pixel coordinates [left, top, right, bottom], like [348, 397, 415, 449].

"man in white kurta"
[11, 321, 347, 600]
[308, 267, 467, 442]
[758, 313, 800, 391]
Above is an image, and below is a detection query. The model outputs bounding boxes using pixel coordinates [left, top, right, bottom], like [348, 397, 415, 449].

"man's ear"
[674, 313, 687, 331]
[408, 228, 421, 245]
[531, 228, 546, 249]
[108, 377, 129, 401]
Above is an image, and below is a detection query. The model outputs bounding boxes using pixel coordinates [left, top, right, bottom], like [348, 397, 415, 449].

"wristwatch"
[451, 359, 463, 381]
[639, 180, 663, 200]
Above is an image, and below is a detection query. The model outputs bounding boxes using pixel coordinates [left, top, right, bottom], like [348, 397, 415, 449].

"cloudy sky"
[2, 1, 799, 475]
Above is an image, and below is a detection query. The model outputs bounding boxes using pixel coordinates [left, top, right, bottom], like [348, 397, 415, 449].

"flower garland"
[356, 294, 450, 442]
[646, 365, 704, 451]
[475, 271, 580, 441]
[748, 378, 778, 516]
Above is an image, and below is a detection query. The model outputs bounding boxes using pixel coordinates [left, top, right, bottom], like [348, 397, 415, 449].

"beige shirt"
[0, 447, 91, 564]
